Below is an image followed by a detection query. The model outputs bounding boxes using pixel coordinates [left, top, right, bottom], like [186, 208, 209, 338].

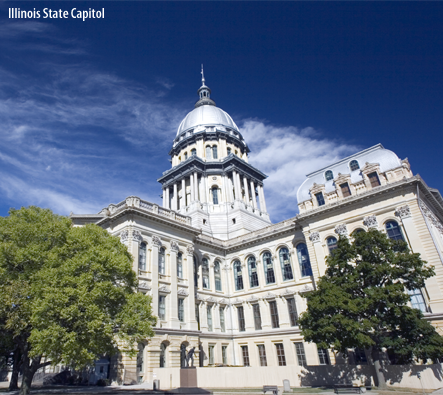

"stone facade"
[71, 77, 443, 387]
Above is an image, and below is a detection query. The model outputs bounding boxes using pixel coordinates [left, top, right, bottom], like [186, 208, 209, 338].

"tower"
[158, 70, 271, 239]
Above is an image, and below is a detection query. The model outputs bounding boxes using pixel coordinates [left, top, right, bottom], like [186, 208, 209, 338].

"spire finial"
[201, 64, 205, 86]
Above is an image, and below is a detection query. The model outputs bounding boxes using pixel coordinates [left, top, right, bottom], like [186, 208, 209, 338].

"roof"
[296, 144, 403, 203]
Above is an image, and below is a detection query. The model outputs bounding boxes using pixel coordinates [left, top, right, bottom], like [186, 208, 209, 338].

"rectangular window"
[158, 295, 166, 320]
[408, 289, 428, 313]
[207, 305, 213, 331]
[222, 345, 228, 365]
[257, 344, 267, 366]
[318, 348, 330, 365]
[241, 346, 250, 366]
[220, 307, 226, 332]
[178, 298, 185, 322]
[269, 301, 279, 328]
[287, 298, 298, 327]
[237, 306, 246, 332]
[212, 188, 219, 205]
[275, 343, 286, 366]
[315, 192, 325, 206]
[368, 172, 381, 187]
[253, 304, 262, 330]
[208, 345, 214, 365]
[341, 183, 351, 197]
[354, 348, 367, 365]
[294, 342, 307, 367]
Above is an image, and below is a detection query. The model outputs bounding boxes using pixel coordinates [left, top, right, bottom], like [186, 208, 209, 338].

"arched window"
[233, 260, 244, 291]
[212, 146, 218, 159]
[214, 261, 222, 291]
[160, 343, 167, 368]
[159, 247, 166, 275]
[386, 221, 404, 241]
[184, 152, 188, 160]
[191, 148, 196, 156]
[137, 343, 145, 383]
[206, 146, 212, 160]
[212, 187, 219, 205]
[248, 256, 259, 288]
[202, 258, 210, 289]
[279, 247, 294, 280]
[139, 242, 147, 271]
[227, 147, 231, 155]
[177, 252, 183, 278]
[325, 170, 334, 181]
[352, 228, 366, 236]
[350, 160, 360, 171]
[327, 237, 338, 254]
[296, 244, 312, 277]
[193, 256, 198, 286]
[262, 252, 275, 284]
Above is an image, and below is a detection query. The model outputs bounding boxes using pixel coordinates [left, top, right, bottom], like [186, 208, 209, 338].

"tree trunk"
[9, 346, 22, 391]
[19, 356, 40, 395]
[371, 347, 387, 389]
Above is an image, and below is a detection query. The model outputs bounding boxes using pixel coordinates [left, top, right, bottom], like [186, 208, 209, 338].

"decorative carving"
[299, 284, 314, 293]
[158, 285, 171, 294]
[152, 235, 162, 247]
[395, 205, 411, 220]
[126, 196, 140, 207]
[334, 224, 348, 236]
[222, 263, 231, 271]
[170, 240, 179, 252]
[419, 200, 443, 235]
[206, 296, 217, 304]
[309, 231, 321, 243]
[263, 292, 277, 300]
[247, 295, 259, 303]
[363, 215, 378, 228]
[232, 298, 244, 305]
[177, 288, 189, 296]
[218, 298, 227, 305]
[132, 230, 143, 242]
[196, 293, 205, 301]
[281, 288, 296, 296]
[187, 245, 194, 255]
[138, 281, 150, 290]
[120, 230, 129, 243]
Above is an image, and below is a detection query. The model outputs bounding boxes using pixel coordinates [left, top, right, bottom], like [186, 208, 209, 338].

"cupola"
[195, 65, 216, 108]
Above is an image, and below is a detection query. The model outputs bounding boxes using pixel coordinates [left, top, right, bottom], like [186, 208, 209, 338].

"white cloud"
[241, 119, 360, 221]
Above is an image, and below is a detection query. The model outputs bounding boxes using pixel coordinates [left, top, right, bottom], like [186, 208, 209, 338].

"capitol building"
[71, 74, 443, 388]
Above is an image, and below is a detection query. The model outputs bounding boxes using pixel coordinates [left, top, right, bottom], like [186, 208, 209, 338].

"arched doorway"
[136, 343, 145, 383]
[160, 342, 167, 368]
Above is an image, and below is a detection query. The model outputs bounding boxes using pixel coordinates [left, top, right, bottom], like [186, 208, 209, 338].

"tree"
[299, 229, 443, 388]
[0, 207, 156, 395]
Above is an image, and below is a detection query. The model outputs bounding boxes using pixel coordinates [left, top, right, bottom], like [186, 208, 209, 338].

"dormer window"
[350, 160, 360, 171]
[315, 192, 325, 206]
[340, 183, 351, 197]
[325, 170, 333, 181]
[368, 172, 380, 187]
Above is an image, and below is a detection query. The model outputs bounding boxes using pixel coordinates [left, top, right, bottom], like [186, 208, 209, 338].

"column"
[186, 246, 198, 330]
[259, 299, 271, 330]
[243, 176, 250, 204]
[162, 189, 166, 208]
[181, 179, 186, 208]
[228, 176, 235, 201]
[151, 238, 160, 321]
[202, 175, 208, 203]
[258, 184, 267, 212]
[165, 188, 170, 209]
[194, 172, 199, 201]
[277, 297, 290, 328]
[169, 244, 180, 329]
[173, 183, 178, 211]
[244, 303, 255, 331]
[236, 172, 242, 200]
[250, 180, 257, 209]
[190, 174, 195, 202]
[233, 171, 241, 200]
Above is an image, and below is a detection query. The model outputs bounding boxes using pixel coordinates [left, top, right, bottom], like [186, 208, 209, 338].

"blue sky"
[0, 2, 442, 223]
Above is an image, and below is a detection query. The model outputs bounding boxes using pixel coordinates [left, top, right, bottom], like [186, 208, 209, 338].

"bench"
[263, 385, 278, 395]
[334, 385, 362, 394]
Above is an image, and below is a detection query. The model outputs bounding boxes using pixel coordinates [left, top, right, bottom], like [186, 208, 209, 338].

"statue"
[185, 346, 195, 367]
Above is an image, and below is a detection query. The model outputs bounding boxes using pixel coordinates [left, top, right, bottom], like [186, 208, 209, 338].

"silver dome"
[176, 105, 239, 137]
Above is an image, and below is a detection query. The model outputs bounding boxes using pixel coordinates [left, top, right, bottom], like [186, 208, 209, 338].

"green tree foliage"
[299, 229, 443, 388]
[0, 207, 156, 395]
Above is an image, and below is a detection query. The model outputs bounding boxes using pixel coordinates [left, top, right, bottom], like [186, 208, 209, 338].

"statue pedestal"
[165, 367, 212, 395]
[180, 367, 197, 387]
